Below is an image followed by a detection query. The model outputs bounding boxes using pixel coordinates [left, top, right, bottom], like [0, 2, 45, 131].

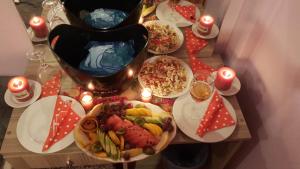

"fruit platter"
[74, 100, 176, 162]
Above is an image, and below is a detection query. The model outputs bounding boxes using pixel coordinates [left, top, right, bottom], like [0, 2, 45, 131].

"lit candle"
[197, 15, 214, 36]
[214, 67, 236, 91]
[80, 91, 94, 111]
[29, 16, 49, 38]
[7, 76, 33, 102]
[127, 69, 134, 77]
[141, 88, 152, 102]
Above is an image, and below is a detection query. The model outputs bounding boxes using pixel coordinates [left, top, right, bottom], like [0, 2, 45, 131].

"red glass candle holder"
[29, 16, 49, 38]
[80, 91, 94, 111]
[214, 67, 236, 91]
[7, 76, 33, 102]
[197, 15, 214, 36]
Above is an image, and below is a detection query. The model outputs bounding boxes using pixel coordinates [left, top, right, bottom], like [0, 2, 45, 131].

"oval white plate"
[173, 93, 237, 143]
[5, 80, 41, 108]
[143, 20, 184, 54]
[17, 95, 85, 154]
[192, 23, 219, 39]
[156, 0, 201, 27]
[74, 100, 177, 163]
[138, 55, 193, 98]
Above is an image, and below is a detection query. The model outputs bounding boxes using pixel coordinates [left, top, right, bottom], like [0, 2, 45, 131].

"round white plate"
[192, 23, 219, 39]
[173, 93, 237, 143]
[4, 80, 42, 108]
[156, 0, 201, 27]
[138, 55, 193, 98]
[17, 95, 86, 154]
[27, 27, 49, 43]
[210, 71, 241, 96]
[143, 20, 184, 54]
[74, 100, 177, 163]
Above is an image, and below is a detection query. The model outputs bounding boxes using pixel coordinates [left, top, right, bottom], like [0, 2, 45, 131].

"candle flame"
[11, 78, 25, 89]
[201, 15, 214, 24]
[82, 95, 93, 104]
[141, 88, 152, 98]
[32, 17, 41, 24]
[128, 69, 134, 77]
[87, 82, 95, 91]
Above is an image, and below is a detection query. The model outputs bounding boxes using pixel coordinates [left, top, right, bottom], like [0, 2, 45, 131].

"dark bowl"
[62, 0, 143, 30]
[48, 24, 148, 94]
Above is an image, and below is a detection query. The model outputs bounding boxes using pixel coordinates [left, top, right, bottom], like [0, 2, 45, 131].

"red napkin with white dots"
[42, 96, 80, 151]
[185, 28, 216, 81]
[175, 5, 196, 23]
[197, 91, 236, 137]
[41, 71, 62, 98]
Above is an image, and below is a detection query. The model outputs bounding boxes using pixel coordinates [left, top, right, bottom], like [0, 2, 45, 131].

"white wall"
[218, 0, 300, 168]
[0, 0, 32, 76]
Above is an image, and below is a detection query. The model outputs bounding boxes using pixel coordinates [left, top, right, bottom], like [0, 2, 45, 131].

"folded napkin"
[41, 71, 62, 98]
[175, 5, 196, 23]
[197, 91, 235, 137]
[184, 28, 215, 81]
[42, 96, 80, 151]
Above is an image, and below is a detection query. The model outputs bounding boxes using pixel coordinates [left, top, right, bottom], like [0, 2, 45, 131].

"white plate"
[4, 80, 42, 108]
[74, 100, 177, 163]
[156, 0, 201, 27]
[143, 20, 184, 54]
[210, 71, 241, 96]
[173, 93, 237, 143]
[27, 27, 49, 43]
[17, 95, 86, 154]
[138, 55, 193, 98]
[191, 23, 219, 39]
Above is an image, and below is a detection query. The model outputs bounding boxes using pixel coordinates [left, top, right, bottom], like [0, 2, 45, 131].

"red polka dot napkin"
[185, 28, 216, 81]
[41, 71, 62, 98]
[42, 96, 81, 151]
[175, 5, 196, 23]
[197, 91, 235, 137]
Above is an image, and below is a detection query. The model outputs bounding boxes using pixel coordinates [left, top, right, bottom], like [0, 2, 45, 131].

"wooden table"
[0, 34, 251, 168]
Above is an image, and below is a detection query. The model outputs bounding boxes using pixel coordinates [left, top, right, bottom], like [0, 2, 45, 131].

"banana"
[154, 132, 169, 151]
[88, 104, 103, 116]
[122, 148, 143, 158]
[141, 4, 157, 17]
[108, 130, 121, 145]
[126, 108, 152, 116]
[120, 136, 125, 151]
[95, 152, 107, 158]
[143, 123, 163, 136]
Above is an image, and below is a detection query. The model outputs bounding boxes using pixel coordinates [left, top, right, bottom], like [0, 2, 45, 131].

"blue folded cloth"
[82, 8, 128, 29]
[79, 40, 135, 76]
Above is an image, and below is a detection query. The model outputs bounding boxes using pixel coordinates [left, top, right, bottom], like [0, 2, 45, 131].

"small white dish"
[27, 27, 49, 43]
[16, 95, 85, 154]
[156, 0, 201, 27]
[173, 93, 237, 143]
[191, 23, 219, 39]
[210, 71, 241, 96]
[4, 80, 42, 108]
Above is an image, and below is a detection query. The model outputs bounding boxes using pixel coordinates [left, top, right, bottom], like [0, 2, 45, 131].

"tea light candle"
[7, 76, 33, 102]
[214, 67, 236, 91]
[29, 16, 49, 38]
[198, 15, 214, 36]
[80, 91, 94, 111]
[141, 88, 152, 102]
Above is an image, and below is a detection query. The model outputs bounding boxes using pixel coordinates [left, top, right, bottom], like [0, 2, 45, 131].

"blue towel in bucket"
[79, 40, 135, 76]
[82, 8, 128, 29]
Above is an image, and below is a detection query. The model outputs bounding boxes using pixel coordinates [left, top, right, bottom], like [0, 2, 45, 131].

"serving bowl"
[63, 0, 143, 30]
[48, 24, 148, 94]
